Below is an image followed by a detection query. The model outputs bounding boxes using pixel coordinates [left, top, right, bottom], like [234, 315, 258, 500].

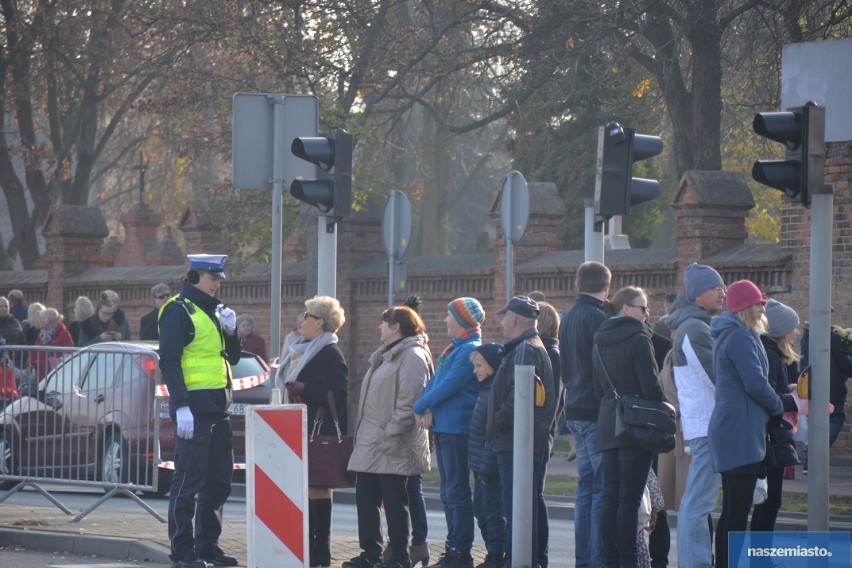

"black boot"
[310, 498, 332, 568]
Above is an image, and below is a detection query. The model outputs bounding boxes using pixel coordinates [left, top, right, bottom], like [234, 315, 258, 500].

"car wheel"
[0, 430, 18, 490]
[100, 432, 129, 487]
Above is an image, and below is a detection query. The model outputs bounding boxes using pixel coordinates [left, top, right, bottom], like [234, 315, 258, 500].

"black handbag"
[594, 345, 676, 454]
[307, 390, 356, 489]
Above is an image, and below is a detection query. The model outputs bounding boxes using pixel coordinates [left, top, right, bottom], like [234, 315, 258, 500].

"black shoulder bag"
[593, 345, 676, 454]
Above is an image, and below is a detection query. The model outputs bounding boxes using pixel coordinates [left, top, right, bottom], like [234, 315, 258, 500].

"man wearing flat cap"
[158, 254, 242, 568]
[486, 295, 557, 568]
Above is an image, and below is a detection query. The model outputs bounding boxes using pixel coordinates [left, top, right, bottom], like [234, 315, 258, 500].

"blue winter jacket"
[413, 333, 480, 434]
[468, 376, 497, 476]
[708, 312, 784, 473]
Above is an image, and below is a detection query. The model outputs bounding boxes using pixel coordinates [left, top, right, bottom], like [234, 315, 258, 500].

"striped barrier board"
[246, 405, 308, 568]
[154, 372, 268, 397]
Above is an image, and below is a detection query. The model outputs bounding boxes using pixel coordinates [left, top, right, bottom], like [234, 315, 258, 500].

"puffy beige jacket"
[347, 334, 433, 475]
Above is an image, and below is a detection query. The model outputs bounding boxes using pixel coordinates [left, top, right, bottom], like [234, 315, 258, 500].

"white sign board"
[232, 93, 318, 189]
[782, 38, 852, 143]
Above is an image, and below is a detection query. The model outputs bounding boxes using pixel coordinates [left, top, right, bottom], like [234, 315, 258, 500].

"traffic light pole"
[807, 189, 833, 531]
[584, 199, 604, 263]
[317, 218, 337, 297]
[269, 96, 286, 355]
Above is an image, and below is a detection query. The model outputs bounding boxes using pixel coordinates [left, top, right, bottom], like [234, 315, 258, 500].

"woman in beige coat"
[345, 306, 434, 568]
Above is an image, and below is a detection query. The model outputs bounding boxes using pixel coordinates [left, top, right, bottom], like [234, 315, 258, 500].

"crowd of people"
[5, 253, 851, 568]
[320, 260, 848, 568]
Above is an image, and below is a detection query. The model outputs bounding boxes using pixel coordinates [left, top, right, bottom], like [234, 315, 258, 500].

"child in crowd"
[467, 343, 506, 568]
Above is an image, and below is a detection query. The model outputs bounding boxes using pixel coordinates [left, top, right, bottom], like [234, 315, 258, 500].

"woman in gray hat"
[751, 299, 801, 532]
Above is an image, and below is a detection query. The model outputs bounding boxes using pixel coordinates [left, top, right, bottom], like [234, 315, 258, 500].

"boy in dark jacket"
[468, 343, 505, 568]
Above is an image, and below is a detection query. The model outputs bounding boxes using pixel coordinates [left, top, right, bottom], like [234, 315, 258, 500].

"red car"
[0, 342, 272, 494]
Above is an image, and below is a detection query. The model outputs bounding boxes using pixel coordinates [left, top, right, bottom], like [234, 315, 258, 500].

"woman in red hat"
[707, 280, 784, 568]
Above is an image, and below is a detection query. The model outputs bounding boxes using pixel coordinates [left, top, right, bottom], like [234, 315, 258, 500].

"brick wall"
[5, 143, 852, 448]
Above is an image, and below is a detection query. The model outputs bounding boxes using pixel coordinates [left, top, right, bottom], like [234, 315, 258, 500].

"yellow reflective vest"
[160, 296, 230, 390]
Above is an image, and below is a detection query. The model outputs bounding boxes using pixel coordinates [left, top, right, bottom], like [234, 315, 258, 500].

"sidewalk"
[0, 454, 850, 565]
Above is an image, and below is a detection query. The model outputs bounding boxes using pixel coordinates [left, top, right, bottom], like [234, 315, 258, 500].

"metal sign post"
[382, 190, 412, 307]
[499, 171, 530, 304]
[232, 93, 318, 353]
[808, 187, 833, 531]
[512, 364, 535, 568]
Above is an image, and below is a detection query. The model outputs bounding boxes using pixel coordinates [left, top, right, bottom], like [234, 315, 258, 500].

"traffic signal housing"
[751, 102, 825, 207]
[290, 128, 353, 217]
[594, 121, 663, 218]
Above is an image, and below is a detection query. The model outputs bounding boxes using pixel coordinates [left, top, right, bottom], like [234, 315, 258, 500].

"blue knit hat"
[473, 342, 504, 373]
[448, 297, 485, 330]
[684, 262, 724, 301]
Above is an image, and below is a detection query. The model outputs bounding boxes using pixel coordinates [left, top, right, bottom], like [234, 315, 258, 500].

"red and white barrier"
[246, 404, 308, 568]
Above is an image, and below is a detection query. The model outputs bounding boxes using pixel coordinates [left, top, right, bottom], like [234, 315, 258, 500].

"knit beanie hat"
[725, 280, 767, 313]
[765, 299, 799, 338]
[684, 262, 725, 301]
[473, 342, 504, 373]
[448, 297, 485, 330]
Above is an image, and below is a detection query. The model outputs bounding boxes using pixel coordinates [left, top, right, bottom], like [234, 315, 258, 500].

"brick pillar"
[114, 202, 162, 267]
[672, 171, 754, 287]
[42, 206, 110, 308]
[150, 226, 186, 266]
[178, 205, 231, 255]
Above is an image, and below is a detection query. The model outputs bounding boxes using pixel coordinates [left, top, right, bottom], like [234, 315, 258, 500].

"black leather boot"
[310, 498, 332, 568]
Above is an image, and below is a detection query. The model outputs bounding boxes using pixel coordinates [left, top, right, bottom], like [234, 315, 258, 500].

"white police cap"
[187, 254, 228, 279]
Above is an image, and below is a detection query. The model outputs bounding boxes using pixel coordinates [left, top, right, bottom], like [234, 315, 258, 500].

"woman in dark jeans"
[592, 286, 664, 567]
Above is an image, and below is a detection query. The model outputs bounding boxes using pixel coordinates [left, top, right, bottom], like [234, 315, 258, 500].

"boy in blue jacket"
[468, 343, 505, 568]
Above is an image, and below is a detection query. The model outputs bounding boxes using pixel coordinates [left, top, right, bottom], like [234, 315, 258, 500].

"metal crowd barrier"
[0, 344, 165, 522]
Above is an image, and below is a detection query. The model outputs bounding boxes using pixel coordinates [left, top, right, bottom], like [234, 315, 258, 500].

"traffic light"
[594, 121, 663, 218]
[752, 102, 825, 207]
[290, 128, 352, 216]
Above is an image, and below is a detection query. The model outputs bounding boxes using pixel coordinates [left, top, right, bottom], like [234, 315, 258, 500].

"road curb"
[0, 526, 172, 563]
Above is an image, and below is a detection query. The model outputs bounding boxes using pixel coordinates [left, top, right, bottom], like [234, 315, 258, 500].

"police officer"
[159, 254, 241, 568]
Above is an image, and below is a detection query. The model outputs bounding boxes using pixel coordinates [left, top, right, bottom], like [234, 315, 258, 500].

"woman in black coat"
[751, 299, 801, 532]
[592, 286, 664, 567]
[274, 296, 348, 568]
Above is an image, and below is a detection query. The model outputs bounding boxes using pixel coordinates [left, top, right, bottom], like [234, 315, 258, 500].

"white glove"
[216, 304, 236, 331]
[176, 406, 194, 439]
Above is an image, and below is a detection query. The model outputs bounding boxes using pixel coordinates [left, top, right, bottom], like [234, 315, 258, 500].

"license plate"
[229, 403, 247, 416]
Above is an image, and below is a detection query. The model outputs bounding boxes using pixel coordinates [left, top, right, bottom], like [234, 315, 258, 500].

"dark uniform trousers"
[168, 412, 234, 560]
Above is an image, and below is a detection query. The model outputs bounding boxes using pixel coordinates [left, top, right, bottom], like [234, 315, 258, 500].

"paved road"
[0, 487, 680, 566]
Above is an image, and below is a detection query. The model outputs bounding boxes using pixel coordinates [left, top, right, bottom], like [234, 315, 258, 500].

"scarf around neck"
[274, 331, 338, 397]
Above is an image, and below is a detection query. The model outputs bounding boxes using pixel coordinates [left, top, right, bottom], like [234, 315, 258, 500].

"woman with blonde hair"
[68, 296, 95, 346]
[274, 295, 348, 568]
[22, 302, 45, 345]
[707, 280, 784, 568]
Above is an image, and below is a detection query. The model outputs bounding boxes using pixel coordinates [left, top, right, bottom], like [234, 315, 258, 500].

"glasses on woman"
[628, 304, 650, 314]
[302, 311, 321, 321]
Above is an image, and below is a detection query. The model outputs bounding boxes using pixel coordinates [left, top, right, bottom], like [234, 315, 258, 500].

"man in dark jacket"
[487, 296, 557, 568]
[801, 324, 852, 449]
[159, 254, 241, 568]
[139, 283, 171, 340]
[558, 261, 610, 568]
